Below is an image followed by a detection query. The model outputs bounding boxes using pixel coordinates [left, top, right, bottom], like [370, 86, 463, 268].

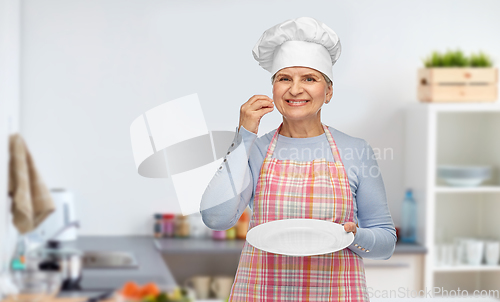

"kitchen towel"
[8, 133, 54, 234]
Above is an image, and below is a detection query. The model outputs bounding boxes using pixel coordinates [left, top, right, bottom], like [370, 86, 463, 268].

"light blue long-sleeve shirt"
[200, 124, 396, 260]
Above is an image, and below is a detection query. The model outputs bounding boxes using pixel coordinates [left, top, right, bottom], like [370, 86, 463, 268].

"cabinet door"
[364, 254, 424, 295]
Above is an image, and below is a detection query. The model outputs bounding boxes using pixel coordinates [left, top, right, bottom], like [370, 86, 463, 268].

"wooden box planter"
[418, 68, 498, 103]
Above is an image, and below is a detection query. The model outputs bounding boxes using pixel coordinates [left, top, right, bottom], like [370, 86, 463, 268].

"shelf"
[435, 186, 500, 193]
[405, 104, 500, 291]
[415, 102, 500, 112]
[434, 265, 500, 272]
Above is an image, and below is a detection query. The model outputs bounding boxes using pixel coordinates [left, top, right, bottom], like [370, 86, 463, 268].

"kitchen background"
[2, 0, 500, 300]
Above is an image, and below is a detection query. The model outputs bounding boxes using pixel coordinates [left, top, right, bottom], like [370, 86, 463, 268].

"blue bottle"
[400, 189, 417, 243]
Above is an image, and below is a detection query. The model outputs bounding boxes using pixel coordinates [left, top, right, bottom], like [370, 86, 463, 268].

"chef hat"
[252, 17, 341, 82]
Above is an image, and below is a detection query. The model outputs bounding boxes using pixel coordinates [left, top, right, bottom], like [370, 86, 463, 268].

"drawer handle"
[364, 263, 410, 268]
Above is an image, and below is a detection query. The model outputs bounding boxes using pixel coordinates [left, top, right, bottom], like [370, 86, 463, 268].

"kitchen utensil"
[210, 276, 233, 300]
[485, 240, 500, 266]
[30, 189, 78, 242]
[437, 165, 492, 187]
[466, 239, 484, 265]
[184, 275, 211, 300]
[9, 270, 61, 302]
[27, 239, 83, 291]
[246, 219, 354, 256]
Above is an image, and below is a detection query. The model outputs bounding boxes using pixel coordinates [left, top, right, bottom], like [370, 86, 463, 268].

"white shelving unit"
[405, 103, 500, 294]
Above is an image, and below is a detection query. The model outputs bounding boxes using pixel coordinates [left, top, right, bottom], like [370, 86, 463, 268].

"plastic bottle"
[400, 189, 417, 243]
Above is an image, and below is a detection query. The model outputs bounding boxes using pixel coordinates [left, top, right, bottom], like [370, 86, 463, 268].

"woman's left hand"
[343, 222, 357, 237]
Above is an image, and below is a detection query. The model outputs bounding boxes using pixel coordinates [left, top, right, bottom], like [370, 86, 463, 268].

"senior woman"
[200, 17, 396, 301]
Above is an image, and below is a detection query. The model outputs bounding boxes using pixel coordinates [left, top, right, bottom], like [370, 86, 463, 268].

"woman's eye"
[305, 77, 315, 82]
[279, 77, 290, 81]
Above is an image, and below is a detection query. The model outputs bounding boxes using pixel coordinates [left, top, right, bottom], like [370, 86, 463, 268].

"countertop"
[49, 236, 425, 298]
[154, 238, 428, 254]
[60, 236, 176, 292]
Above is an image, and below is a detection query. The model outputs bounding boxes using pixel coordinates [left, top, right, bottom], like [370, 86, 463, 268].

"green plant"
[470, 51, 493, 67]
[422, 49, 493, 67]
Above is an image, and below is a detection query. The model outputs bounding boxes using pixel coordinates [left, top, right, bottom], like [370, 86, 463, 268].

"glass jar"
[212, 230, 226, 240]
[226, 227, 236, 240]
[174, 215, 190, 238]
[162, 214, 175, 237]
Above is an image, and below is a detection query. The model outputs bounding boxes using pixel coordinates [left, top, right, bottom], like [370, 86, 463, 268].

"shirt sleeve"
[346, 140, 397, 260]
[200, 126, 257, 231]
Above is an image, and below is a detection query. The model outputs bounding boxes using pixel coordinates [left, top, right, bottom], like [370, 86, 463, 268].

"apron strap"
[265, 122, 343, 164]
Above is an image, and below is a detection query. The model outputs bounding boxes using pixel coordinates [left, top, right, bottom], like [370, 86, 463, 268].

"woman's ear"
[326, 83, 333, 102]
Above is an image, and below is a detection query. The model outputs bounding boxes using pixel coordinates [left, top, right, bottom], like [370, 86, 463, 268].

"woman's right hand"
[238, 95, 274, 134]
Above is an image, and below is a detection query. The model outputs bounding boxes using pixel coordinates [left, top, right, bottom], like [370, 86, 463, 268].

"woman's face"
[272, 67, 333, 123]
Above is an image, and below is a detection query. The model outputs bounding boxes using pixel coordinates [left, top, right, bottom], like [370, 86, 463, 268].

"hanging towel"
[8, 133, 54, 234]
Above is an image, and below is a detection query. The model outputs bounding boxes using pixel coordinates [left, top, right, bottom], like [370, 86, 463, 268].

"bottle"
[212, 230, 226, 240]
[174, 215, 190, 238]
[162, 214, 175, 237]
[226, 227, 236, 240]
[236, 209, 250, 239]
[400, 189, 417, 243]
[154, 214, 163, 238]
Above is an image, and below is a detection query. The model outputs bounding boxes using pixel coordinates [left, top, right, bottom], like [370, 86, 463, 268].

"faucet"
[48, 220, 80, 243]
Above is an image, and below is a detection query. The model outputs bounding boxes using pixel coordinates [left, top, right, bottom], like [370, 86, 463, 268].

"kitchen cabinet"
[405, 103, 500, 293]
[155, 238, 426, 290]
[364, 254, 424, 294]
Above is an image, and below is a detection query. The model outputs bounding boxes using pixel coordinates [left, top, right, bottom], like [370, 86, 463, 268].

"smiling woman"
[200, 16, 396, 302]
[271, 67, 333, 136]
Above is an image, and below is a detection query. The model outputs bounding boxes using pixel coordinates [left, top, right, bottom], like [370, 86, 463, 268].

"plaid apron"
[228, 122, 369, 302]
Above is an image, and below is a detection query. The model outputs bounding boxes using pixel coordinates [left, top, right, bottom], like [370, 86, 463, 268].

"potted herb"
[418, 49, 497, 103]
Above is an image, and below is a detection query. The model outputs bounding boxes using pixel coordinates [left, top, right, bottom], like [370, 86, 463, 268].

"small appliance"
[32, 188, 78, 241]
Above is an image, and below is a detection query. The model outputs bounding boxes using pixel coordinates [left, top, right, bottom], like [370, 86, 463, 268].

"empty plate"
[246, 219, 354, 256]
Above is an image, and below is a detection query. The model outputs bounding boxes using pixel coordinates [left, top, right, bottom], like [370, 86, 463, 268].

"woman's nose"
[289, 81, 303, 95]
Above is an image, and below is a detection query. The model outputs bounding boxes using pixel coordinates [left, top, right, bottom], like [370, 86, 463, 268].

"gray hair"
[271, 71, 333, 85]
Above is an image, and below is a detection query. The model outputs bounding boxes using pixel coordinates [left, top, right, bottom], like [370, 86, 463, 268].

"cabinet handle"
[364, 263, 410, 268]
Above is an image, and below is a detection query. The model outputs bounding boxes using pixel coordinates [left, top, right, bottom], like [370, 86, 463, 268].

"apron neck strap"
[265, 122, 343, 163]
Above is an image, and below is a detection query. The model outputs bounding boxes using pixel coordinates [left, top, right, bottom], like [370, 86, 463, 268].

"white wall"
[0, 0, 20, 270]
[19, 0, 500, 235]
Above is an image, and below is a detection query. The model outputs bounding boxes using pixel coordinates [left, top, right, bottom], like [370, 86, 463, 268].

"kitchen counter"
[62, 236, 176, 292]
[42, 236, 425, 299]
[393, 242, 427, 254]
[155, 238, 428, 254]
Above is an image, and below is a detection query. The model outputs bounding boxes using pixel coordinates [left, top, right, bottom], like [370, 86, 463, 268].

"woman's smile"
[286, 99, 309, 106]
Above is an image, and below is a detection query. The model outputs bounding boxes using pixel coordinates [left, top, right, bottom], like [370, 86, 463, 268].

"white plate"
[246, 219, 354, 256]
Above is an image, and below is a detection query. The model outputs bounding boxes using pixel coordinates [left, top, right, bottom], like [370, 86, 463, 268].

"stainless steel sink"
[82, 251, 139, 269]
